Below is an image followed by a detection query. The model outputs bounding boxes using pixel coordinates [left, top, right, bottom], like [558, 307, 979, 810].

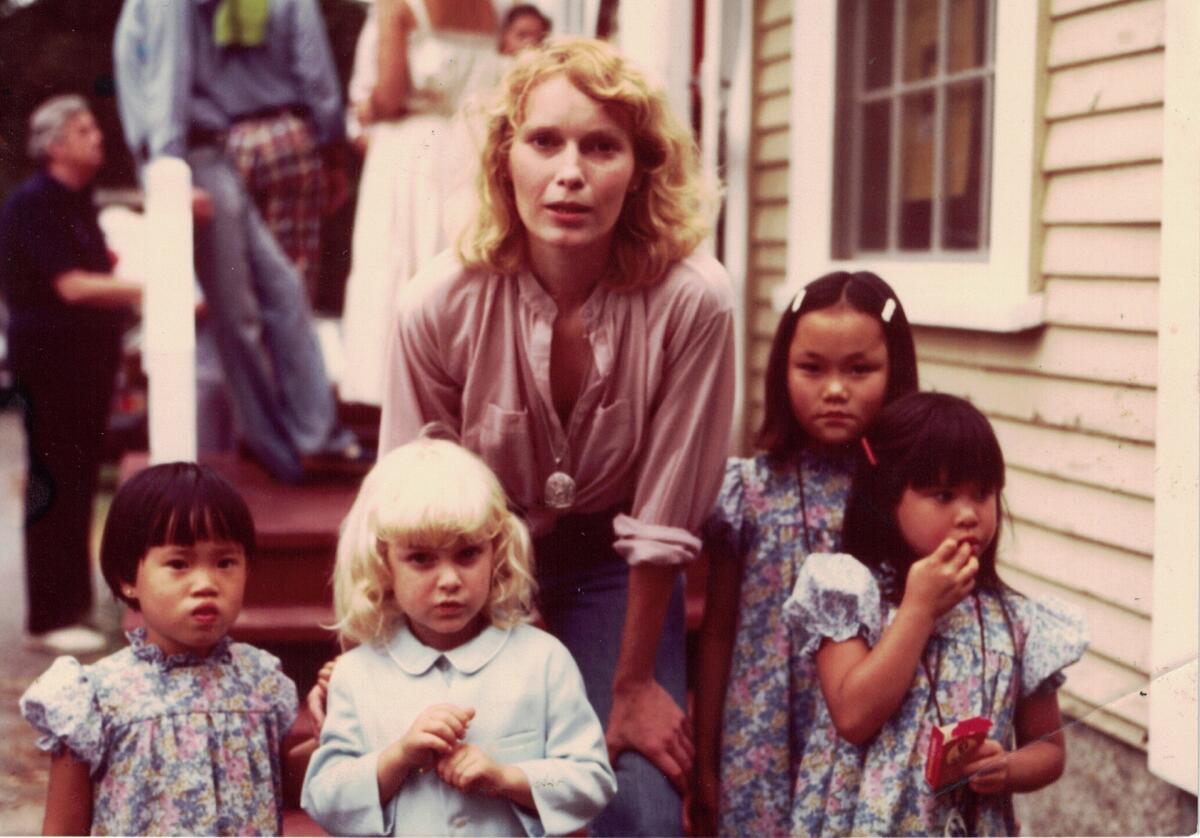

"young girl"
[301, 439, 616, 836]
[19, 462, 304, 836]
[784, 392, 1088, 835]
[692, 270, 920, 836]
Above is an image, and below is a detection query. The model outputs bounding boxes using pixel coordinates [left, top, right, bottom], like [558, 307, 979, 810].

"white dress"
[339, 0, 501, 405]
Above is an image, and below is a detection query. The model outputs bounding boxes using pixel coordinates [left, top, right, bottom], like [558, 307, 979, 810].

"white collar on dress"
[385, 622, 512, 676]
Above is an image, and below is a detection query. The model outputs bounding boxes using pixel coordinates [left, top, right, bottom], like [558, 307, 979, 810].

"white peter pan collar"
[385, 623, 513, 676]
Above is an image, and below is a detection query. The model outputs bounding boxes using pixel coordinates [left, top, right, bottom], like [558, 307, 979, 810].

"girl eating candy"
[301, 439, 616, 836]
[785, 392, 1088, 835]
[20, 462, 305, 836]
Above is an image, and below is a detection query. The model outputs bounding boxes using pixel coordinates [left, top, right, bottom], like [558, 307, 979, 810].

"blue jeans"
[536, 512, 687, 836]
[188, 145, 340, 482]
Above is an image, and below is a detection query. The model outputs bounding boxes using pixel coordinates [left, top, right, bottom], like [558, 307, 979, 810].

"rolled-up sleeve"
[613, 276, 736, 566]
[301, 665, 393, 835]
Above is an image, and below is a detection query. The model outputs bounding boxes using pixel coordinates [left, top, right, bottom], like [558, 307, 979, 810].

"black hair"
[100, 462, 256, 610]
[756, 270, 919, 457]
[842, 392, 1011, 603]
[501, 4, 552, 35]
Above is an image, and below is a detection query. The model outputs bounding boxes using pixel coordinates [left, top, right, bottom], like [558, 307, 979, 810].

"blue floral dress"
[703, 450, 853, 837]
[20, 629, 298, 836]
[784, 553, 1089, 836]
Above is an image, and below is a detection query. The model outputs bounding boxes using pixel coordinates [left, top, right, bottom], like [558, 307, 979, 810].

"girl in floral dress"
[692, 271, 920, 836]
[785, 393, 1087, 835]
[20, 463, 308, 836]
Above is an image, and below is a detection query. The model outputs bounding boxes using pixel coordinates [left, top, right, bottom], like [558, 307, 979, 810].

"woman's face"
[508, 74, 636, 266]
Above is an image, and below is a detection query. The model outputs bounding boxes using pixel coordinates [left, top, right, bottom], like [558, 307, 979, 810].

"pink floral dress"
[703, 451, 853, 836]
[20, 629, 298, 836]
[784, 552, 1088, 836]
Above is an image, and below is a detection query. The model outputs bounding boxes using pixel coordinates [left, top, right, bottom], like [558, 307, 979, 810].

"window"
[784, 1, 1044, 332]
[835, 0, 993, 257]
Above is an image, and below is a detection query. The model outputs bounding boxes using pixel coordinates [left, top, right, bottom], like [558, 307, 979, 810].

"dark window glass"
[858, 100, 891, 250]
[942, 80, 986, 250]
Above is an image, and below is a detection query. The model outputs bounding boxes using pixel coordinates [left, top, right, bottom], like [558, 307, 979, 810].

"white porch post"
[142, 158, 197, 464]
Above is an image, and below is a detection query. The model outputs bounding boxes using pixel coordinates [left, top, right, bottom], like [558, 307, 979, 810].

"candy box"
[925, 716, 992, 790]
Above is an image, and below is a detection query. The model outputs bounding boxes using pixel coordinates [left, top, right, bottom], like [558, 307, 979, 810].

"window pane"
[948, 0, 987, 72]
[942, 80, 986, 250]
[899, 92, 934, 250]
[858, 100, 891, 251]
[902, 0, 939, 82]
[863, 0, 894, 90]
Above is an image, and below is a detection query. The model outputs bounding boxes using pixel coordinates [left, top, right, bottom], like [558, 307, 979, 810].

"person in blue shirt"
[303, 439, 617, 836]
[112, 0, 360, 483]
[0, 95, 143, 654]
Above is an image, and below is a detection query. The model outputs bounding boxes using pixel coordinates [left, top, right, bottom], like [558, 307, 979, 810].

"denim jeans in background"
[188, 145, 342, 482]
[535, 511, 687, 837]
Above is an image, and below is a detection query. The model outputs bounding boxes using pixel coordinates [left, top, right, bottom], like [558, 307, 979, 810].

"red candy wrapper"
[925, 715, 992, 790]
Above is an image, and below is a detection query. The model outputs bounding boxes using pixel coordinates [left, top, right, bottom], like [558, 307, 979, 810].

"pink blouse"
[379, 250, 736, 566]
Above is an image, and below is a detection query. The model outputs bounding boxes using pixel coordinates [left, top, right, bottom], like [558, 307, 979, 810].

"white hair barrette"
[790, 288, 807, 313]
[881, 298, 897, 323]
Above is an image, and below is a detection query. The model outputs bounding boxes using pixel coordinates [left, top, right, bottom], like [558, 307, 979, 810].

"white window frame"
[780, 0, 1044, 331]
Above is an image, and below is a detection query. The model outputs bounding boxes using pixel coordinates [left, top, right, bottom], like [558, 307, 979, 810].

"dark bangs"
[892, 396, 1006, 494]
[101, 463, 255, 608]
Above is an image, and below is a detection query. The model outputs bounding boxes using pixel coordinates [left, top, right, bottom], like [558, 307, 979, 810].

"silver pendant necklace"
[543, 462, 576, 510]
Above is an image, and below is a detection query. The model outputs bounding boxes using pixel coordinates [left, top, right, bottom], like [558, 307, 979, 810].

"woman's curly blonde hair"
[332, 439, 537, 647]
[459, 37, 717, 289]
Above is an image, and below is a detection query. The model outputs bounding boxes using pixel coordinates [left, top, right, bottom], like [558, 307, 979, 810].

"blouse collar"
[127, 627, 233, 671]
[385, 622, 512, 676]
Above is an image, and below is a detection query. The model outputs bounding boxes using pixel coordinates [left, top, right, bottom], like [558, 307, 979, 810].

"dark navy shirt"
[0, 170, 125, 338]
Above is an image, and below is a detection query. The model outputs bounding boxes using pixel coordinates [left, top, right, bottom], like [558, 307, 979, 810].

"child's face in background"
[128, 541, 247, 656]
[501, 13, 548, 55]
[386, 537, 495, 651]
[896, 480, 998, 559]
[787, 305, 889, 447]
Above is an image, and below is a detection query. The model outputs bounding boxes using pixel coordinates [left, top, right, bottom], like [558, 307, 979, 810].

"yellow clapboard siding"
[916, 325, 1158, 387]
[755, 127, 789, 163]
[751, 203, 788, 241]
[1042, 225, 1160, 277]
[757, 59, 791, 97]
[921, 362, 1156, 441]
[759, 21, 791, 62]
[1060, 660, 1150, 747]
[993, 416, 1155, 498]
[758, 0, 791, 28]
[1049, 0, 1165, 68]
[755, 168, 790, 201]
[1003, 521, 1152, 616]
[1004, 565, 1151, 673]
[1044, 276, 1158, 332]
[750, 275, 783, 305]
[1052, 0, 1132, 16]
[755, 93, 790, 130]
[1044, 108, 1163, 170]
[752, 243, 787, 273]
[1046, 51, 1164, 119]
[1006, 469, 1154, 556]
[1043, 164, 1162, 224]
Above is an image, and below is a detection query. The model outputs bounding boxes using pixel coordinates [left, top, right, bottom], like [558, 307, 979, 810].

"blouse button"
[452, 815, 469, 829]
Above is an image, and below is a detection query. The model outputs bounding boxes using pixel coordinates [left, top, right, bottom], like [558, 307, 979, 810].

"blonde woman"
[302, 439, 615, 835]
[379, 38, 735, 834]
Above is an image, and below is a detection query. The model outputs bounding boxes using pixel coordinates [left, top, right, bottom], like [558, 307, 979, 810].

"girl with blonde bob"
[302, 440, 616, 836]
[378, 36, 736, 835]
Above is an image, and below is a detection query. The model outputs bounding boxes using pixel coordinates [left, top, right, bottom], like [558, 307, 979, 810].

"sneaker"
[26, 625, 108, 655]
[300, 431, 374, 479]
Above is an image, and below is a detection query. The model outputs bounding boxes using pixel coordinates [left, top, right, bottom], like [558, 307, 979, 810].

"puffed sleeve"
[262, 652, 300, 736]
[19, 657, 106, 773]
[701, 458, 752, 562]
[301, 659, 395, 835]
[1008, 594, 1089, 697]
[784, 552, 885, 658]
[613, 259, 736, 566]
[379, 257, 467, 455]
[510, 639, 617, 837]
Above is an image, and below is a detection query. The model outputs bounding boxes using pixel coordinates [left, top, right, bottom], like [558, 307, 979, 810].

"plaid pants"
[228, 110, 325, 301]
